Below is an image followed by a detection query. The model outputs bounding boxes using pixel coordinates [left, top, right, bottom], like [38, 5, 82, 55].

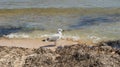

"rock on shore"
[0, 40, 120, 67]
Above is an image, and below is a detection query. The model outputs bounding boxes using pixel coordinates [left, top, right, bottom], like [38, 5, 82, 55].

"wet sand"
[0, 38, 78, 49]
[0, 38, 95, 50]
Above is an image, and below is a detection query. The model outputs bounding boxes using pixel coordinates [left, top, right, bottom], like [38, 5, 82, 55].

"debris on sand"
[0, 40, 120, 67]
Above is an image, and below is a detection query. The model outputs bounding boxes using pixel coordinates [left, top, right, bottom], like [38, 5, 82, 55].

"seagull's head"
[58, 28, 63, 32]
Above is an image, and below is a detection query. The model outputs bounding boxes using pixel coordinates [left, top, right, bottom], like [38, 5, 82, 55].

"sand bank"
[0, 37, 96, 50]
[0, 38, 77, 49]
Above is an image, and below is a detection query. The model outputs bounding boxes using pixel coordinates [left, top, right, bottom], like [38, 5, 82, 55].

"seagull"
[42, 28, 63, 46]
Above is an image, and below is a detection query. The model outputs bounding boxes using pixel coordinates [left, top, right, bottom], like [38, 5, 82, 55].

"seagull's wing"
[42, 31, 62, 42]
[48, 35, 60, 41]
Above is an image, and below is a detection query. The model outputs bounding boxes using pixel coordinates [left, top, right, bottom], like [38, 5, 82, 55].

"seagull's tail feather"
[42, 38, 49, 42]
[42, 39, 46, 42]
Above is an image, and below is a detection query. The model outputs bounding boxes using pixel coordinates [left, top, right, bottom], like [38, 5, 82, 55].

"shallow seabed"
[0, 8, 120, 42]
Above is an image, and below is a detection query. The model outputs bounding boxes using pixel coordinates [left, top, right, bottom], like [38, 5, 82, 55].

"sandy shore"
[0, 40, 119, 67]
[0, 38, 78, 49]
[0, 37, 95, 50]
[0, 37, 119, 67]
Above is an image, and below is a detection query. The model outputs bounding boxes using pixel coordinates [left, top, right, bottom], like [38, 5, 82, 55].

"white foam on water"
[87, 35, 102, 43]
[4, 33, 30, 38]
[62, 35, 80, 41]
[40, 34, 51, 38]
[2, 32, 113, 43]
[40, 34, 80, 41]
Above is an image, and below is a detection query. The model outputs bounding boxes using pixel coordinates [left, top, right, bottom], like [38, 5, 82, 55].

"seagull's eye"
[58, 29, 63, 32]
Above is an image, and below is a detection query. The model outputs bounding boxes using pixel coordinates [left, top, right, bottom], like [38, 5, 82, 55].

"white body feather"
[43, 29, 63, 42]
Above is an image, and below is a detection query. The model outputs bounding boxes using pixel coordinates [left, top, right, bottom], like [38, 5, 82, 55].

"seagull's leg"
[54, 41, 57, 46]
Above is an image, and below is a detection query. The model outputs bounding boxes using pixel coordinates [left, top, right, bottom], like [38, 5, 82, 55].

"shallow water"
[0, 8, 120, 42]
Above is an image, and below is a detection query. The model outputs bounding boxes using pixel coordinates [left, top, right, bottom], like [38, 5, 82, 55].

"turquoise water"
[0, 11, 120, 41]
[0, 0, 120, 41]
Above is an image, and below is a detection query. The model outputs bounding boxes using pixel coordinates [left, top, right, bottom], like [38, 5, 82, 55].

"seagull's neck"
[57, 31, 62, 35]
